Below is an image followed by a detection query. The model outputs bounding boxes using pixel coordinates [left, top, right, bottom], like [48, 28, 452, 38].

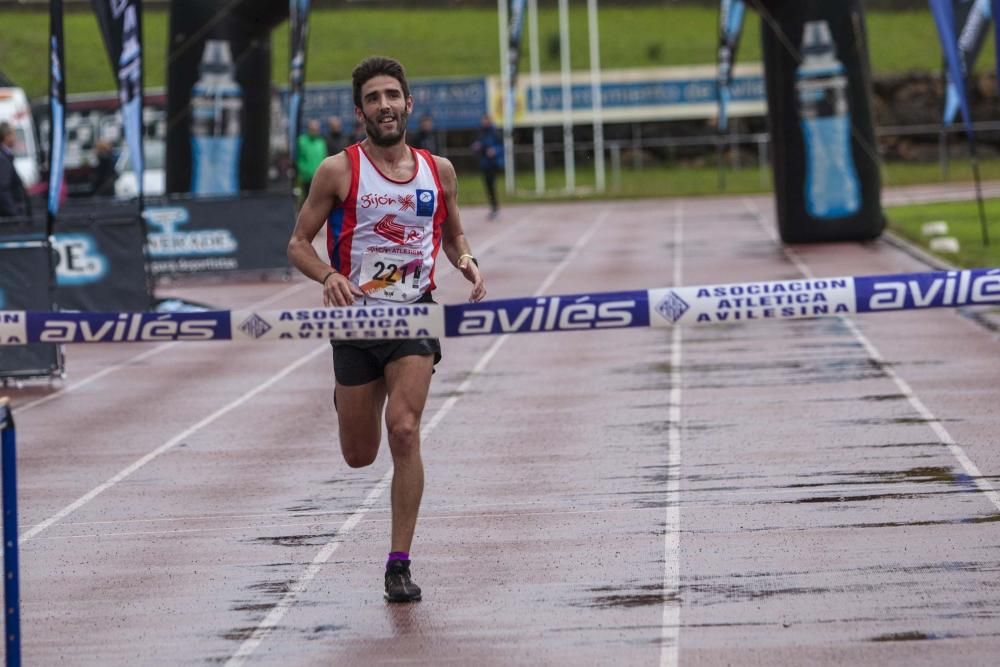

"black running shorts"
[331, 338, 442, 386]
[329, 292, 442, 386]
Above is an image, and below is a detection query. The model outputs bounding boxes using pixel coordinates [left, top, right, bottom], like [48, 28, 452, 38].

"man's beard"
[364, 108, 409, 147]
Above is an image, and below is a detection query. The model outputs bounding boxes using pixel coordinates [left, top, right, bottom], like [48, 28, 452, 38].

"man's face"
[1, 132, 13, 149]
[356, 75, 412, 148]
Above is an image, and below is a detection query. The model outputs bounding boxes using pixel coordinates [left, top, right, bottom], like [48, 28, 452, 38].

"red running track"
[2, 192, 999, 665]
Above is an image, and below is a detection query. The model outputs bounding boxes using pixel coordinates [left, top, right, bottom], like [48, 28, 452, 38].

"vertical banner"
[47, 0, 67, 224]
[717, 0, 746, 132]
[759, 0, 884, 242]
[288, 0, 311, 168]
[505, 0, 527, 151]
[943, 0, 992, 126]
[508, 0, 527, 92]
[930, 0, 974, 136]
[166, 0, 285, 195]
[91, 0, 144, 197]
[994, 0, 1000, 93]
[190, 39, 243, 195]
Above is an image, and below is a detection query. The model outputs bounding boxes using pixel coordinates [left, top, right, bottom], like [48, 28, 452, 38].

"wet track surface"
[2, 190, 999, 665]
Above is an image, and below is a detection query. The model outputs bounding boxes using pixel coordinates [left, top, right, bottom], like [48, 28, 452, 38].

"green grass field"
[0, 6, 989, 98]
[885, 198, 1000, 268]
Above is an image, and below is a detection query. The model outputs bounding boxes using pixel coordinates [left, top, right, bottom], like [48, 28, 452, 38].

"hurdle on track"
[0, 398, 19, 667]
[0, 268, 997, 346]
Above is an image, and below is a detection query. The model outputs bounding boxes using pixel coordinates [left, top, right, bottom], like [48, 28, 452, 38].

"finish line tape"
[1, 268, 998, 345]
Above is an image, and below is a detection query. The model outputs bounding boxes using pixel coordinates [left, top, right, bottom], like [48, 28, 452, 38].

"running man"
[287, 56, 486, 602]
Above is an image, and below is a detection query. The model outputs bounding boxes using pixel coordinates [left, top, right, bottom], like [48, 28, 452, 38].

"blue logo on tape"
[855, 269, 1000, 312]
[416, 189, 435, 217]
[655, 291, 689, 323]
[445, 291, 649, 337]
[26, 312, 232, 344]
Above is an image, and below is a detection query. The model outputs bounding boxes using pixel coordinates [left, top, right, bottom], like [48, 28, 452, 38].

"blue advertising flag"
[508, 0, 527, 89]
[48, 0, 66, 218]
[993, 0, 1000, 95]
[930, 0, 974, 136]
[288, 0, 311, 165]
[717, 0, 746, 132]
[943, 0, 992, 126]
[90, 0, 144, 198]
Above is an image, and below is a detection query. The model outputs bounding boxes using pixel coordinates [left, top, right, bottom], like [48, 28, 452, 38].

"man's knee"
[387, 419, 420, 456]
[343, 450, 378, 468]
[341, 436, 379, 468]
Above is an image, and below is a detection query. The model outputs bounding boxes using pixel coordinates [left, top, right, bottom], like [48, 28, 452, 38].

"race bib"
[359, 250, 424, 302]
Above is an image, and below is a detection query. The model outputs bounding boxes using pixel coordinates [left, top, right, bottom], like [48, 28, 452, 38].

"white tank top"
[327, 144, 447, 305]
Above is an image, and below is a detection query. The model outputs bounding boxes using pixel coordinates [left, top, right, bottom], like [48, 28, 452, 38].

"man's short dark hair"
[0, 122, 12, 141]
[352, 56, 410, 108]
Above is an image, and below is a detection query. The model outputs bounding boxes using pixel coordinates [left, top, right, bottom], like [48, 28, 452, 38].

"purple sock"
[387, 551, 409, 567]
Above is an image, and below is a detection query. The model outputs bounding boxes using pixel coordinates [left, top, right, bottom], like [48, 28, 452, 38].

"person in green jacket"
[296, 119, 327, 198]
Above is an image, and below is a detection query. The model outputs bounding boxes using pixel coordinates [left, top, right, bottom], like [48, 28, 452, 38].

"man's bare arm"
[435, 156, 486, 302]
[287, 153, 363, 306]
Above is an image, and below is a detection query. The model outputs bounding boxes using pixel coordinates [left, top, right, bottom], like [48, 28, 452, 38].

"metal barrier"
[0, 398, 20, 667]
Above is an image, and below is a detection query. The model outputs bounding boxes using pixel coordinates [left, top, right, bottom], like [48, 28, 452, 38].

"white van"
[0, 86, 41, 190]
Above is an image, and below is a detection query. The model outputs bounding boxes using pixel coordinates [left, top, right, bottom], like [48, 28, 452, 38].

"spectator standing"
[470, 113, 502, 219]
[296, 118, 327, 198]
[411, 113, 439, 154]
[90, 139, 117, 197]
[0, 122, 28, 218]
[349, 119, 367, 145]
[326, 116, 347, 156]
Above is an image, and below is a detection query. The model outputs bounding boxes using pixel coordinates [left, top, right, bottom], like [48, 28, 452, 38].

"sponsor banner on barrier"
[53, 233, 109, 286]
[232, 304, 445, 342]
[0, 241, 63, 376]
[290, 77, 488, 133]
[855, 268, 1000, 312]
[649, 277, 856, 325]
[0, 312, 27, 346]
[445, 291, 650, 337]
[143, 194, 295, 276]
[53, 211, 152, 312]
[487, 64, 766, 127]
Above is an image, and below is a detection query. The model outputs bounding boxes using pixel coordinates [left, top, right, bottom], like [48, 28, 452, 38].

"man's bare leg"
[383, 354, 434, 553]
[335, 379, 387, 468]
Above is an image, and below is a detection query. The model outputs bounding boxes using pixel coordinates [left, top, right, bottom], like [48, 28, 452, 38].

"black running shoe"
[384, 559, 422, 602]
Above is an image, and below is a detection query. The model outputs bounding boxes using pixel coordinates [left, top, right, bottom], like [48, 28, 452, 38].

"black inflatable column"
[166, 0, 286, 195]
[757, 0, 884, 242]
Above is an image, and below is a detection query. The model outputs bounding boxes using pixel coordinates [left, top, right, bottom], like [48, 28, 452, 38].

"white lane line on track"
[225, 209, 610, 667]
[743, 198, 1000, 514]
[660, 202, 683, 667]
[19, 344, 331, 544]
[14, 281, 312, 414]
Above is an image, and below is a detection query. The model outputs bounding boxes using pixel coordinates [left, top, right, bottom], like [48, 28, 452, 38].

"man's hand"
[323, 272, 365, 307]
[459, 256, 486, 302]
